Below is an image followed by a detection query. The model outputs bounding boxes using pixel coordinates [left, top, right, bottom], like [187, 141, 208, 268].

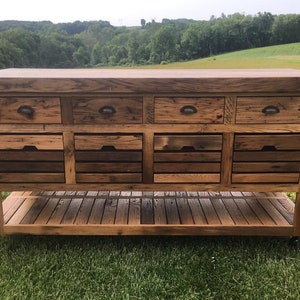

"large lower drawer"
[0, 134, 64, 183]
[75, 134, 143, 183]
[232, 134, 300, 183]
[154, 134, 222, 183]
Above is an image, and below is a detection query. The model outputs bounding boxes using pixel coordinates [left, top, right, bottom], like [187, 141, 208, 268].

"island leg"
[0, 192, 4, 235]
[293, 191, 300, 249]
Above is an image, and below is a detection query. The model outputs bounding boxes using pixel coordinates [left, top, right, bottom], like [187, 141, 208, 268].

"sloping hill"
[143, 43, 300, 69]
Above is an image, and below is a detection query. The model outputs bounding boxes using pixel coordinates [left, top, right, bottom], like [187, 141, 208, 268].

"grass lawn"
[0, 235, 299, 299]
[139, 43, 300, 69]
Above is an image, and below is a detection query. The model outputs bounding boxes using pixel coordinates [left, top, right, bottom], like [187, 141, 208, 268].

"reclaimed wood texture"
[236, 97, 300, 124]
[154, 134, 222, 183]
[2, 191, 294, 236]
[75, 135, 143, 183]
[1, 69, 300, 93]
[72, 97, 143, 124]
[233, 134, 300, 183]
[154, 97, 224, 123]
[0, 97, 61, 123]
[0, 135, 65, 183]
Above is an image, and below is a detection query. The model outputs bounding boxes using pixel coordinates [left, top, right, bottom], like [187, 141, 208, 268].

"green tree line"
[0, 12, 300, 68]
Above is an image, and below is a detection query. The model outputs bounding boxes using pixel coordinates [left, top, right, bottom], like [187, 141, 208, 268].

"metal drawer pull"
[180, 105, 198, 115]
[262, 105, 280, 115]
[99, 106, 116, 115]
[17, 105, 35, 119]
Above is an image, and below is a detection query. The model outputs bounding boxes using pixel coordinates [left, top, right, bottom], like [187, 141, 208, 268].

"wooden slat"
[153, 192, 167, 224]
[233, 162, 300, 172]
[76, 173, 142, 183]
[75, 135, 142, 150]
[154, 162, 220, 173]
[154, 135, 222, 151]
[115, 191, 130, 225]
[76, 151, 142, 162]
[176, 192, 194, 224]
[0, 135, 63, 150]
[0, 162, 64, 172]
[233, 151, 300, 162]
[165, 192, 180, 224]
[154, 152, 221, 162]
[0, 151, 64, 161]
[76, 162, 142, 173]
[232, 173, 299, 183]
[128, 192, 141, 225]
[234, 134, 300, 151]
[0, 173, 65, 183]
[101, 191, 119, 224]
[88, 192, 108, 224]
[154, 174, 220, 183]
[198, 194, 221, 225]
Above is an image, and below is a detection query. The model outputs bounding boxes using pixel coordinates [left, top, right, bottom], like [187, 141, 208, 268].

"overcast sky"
[1, 0, 300, 26]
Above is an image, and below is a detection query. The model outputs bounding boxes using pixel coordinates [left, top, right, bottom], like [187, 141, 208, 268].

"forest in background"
[0, 12, 300, 68]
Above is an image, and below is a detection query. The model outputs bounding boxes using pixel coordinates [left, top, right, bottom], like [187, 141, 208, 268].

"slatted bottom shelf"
[2, 191, 295, 236]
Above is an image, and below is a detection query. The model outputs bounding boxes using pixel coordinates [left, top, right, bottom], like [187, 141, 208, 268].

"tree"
[150, 24, 177, 63]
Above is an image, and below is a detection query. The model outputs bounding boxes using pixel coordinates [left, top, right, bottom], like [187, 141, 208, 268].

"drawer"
[236, 97, 300, 124]
[0, 97, 61, 123]
[154, 97, 224, 123]
[154, 134, 222, 183]
[232, 134, 300, 183]
[75, 134, 142, 183]
[72, 97, 143, 124]
[0, 134, 64, 183]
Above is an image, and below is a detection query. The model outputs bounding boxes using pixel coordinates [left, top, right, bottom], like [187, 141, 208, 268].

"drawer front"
[236, 97, 300, 124]
[154, 134, 222, 183]
[232, 134, 300, 183]
[0, 134, 64, 183]
[75, 134, 142, 183]
[0, 97, 61, 123]
[154, 97, 224, 123]
[72, 97, 143, 124]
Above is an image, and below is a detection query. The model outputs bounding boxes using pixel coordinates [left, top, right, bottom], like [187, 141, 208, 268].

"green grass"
[138, 43, 300, 69]
[0, 235, 299, 300]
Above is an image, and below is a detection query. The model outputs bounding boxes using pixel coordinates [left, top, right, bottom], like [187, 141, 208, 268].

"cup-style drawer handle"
[17, 105, 35, 119]
[99, 106, 116, 115]
[262, 105, 280, 115]
[180, 105, 198, 115]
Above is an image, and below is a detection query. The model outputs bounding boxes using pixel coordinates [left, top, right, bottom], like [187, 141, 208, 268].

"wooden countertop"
[0, 68, 300, 93]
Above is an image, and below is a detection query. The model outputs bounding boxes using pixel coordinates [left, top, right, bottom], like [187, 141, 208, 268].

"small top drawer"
[154, 97, 224, 123]
[72, 97, 143, 124]
[236, 96, 300, 124]
[0, 97, 61, 123]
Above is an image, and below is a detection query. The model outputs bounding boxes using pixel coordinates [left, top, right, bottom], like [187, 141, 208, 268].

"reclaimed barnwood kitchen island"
[0, 68, 299, 240]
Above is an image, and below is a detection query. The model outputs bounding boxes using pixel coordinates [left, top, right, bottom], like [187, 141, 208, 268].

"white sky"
[1, 0, 300, 26]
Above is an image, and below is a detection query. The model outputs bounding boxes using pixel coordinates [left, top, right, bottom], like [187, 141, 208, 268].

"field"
[1, 44, 300, 299]
[141, 42, 300, 69]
